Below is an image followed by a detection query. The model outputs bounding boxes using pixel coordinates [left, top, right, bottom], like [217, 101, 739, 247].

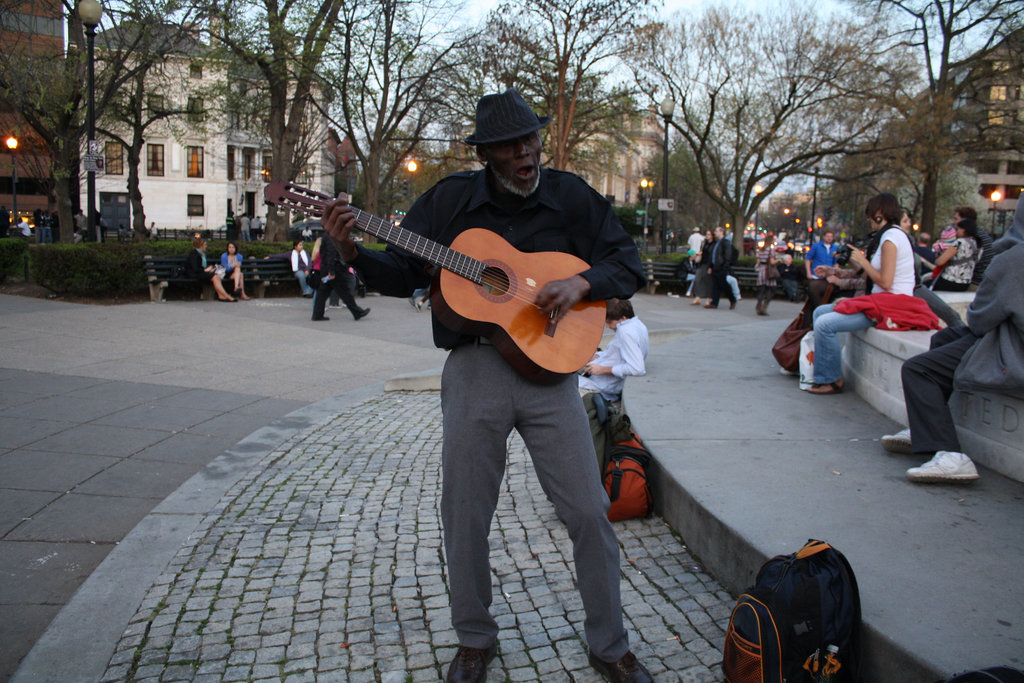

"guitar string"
[272, 191, 578, 315]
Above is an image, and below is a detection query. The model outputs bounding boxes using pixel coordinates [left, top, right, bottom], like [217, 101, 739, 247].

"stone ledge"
[933, 290, 974, 318]
[845, 326, 1024, 482]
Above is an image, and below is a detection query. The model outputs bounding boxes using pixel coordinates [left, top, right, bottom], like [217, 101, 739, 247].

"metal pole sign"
[658, 198, 675, 212]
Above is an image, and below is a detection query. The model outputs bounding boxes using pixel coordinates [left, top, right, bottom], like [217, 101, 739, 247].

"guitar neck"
[349, 208, 485, 283]
[264, 180, 485, 284]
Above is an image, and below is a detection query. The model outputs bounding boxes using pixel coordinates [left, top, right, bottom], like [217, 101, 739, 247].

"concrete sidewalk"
[3, 290, 1021, 681]
[630, 320, 1024, 681]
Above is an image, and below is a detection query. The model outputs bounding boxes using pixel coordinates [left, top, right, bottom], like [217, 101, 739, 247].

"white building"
[84, 31, 334, 237]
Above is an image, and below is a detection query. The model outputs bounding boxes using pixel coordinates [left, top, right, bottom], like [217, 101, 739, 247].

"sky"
[464, 0, 837, 24]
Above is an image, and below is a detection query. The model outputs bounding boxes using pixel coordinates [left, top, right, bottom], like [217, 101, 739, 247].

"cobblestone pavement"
[101, 392, 731, 683]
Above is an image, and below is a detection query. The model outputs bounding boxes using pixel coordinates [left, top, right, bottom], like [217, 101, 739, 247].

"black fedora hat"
[464, 88, 551, 145]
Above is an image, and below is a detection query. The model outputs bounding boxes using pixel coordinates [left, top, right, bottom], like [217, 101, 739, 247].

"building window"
[975, 159, 1001, 175]
[988, 110, 1005, 126]
[989, 85, 1007, 102]
[1007, 160, 1024, 176]
[187, 146, 204, 178]
[105, 141, 124, 175]
[262, 153, 272, 180]
[190, 63, 202, 79]
[147, 94, 165, 114]
[187, 194, 204, 216]
[227, 146, 235, 180]
[147, 143, 164, 176]
[187, 97, 205, 123]
[243, 148, 254, 181]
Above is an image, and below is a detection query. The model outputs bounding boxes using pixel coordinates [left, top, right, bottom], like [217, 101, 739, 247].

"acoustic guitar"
[264, 181, 606, 384]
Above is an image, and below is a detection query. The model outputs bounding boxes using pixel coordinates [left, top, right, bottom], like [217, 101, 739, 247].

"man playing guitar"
[321, 88, 649, 683]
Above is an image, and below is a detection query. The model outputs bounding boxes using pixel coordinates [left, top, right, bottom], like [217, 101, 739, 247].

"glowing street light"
[990, 190, 1003, 233]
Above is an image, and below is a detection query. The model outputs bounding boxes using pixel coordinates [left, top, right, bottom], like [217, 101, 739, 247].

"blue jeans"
[811, 304, 874, 385]
[294, 271, 314, 296]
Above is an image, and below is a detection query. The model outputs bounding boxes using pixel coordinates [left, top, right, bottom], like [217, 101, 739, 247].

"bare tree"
[0, 0, 156, 241]
[324, 0, 469, 218]
[200, 0, 345, 241]
[96, 19, 203, 241]
[634, 4, 912, 244]
[846, 0, 1023, 233]
[478, 0, 655, 171]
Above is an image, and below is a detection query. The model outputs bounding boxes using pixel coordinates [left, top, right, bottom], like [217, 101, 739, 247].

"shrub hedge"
[0, 238, 28, 283]
[26, 241, 294, 297]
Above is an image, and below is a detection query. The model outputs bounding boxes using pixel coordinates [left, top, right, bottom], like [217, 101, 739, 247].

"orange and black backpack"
[602, 430, 653, 522]
[723, 540, 861, 683]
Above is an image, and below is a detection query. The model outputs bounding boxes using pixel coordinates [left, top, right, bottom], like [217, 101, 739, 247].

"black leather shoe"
[311, 316, 329, 321]
[445, 643, 497, 683]
[589, 651, 653, 683]
[353, 307, 371, 320]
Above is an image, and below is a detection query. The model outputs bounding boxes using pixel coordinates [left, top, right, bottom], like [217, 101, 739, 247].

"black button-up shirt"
[351, 167, 646, 349]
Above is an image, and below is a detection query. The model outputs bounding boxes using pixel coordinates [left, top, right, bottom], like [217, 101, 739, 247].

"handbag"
[767, 263, 780, 280]
[307, 268, 322, 289]
[771, 284, 833, 373]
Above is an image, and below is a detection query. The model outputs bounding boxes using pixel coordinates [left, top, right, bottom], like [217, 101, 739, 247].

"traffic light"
[816, 217, 823, 228]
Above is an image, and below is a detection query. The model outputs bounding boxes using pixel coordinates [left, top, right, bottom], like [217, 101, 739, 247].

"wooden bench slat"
[642, 261, 802, 297]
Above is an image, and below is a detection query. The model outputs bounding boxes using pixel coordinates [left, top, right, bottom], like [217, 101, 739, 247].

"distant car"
[288, 218, 323, 241]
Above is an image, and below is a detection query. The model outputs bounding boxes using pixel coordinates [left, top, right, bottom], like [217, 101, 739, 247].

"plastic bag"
[799, 330, 815, 391]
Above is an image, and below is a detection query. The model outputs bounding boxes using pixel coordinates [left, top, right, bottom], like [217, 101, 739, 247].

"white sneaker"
[881, 428, 913, 454]
[906, 451, 979, 483]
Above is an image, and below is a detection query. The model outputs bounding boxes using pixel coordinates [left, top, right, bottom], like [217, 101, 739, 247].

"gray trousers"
[914, 284, 963, 329]
[440, 343, 629, 661]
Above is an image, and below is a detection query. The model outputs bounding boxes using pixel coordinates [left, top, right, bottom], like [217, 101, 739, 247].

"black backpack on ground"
[940, 667, 1024, 683]
[723, 539, 861, 683]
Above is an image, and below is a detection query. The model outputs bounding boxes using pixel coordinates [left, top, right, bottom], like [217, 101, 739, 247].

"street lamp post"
[639, 178, 651, 254]
[5, 136, 17, 227]
[405, 158, 418, 209]
[989, 190, 1002, 234]
[810, 169, 819, 240]
[659, 97, 675, 255]
[79, 0, 103, 243]
[753, 184, 763, 236]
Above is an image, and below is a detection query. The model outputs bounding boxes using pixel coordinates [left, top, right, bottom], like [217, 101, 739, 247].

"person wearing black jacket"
[321, 89, 650, 683]
[310, 236, 370, 321]
[706, 226, 737, 309]
[184, 235, 235, 301]
[777, 253, 801, 301]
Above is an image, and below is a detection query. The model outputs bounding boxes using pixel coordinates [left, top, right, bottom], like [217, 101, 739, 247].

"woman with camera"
[807, 193, 917, 395]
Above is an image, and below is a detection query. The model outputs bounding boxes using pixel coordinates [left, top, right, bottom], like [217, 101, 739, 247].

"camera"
[834, 244, 853, 267]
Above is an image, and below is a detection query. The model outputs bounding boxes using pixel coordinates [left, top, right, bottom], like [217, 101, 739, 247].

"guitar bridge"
[544, 306, 559, 338]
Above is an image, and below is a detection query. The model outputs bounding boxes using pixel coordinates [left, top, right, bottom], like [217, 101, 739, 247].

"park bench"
[642, 260, 761, 294]
[142, 255, 296, 302]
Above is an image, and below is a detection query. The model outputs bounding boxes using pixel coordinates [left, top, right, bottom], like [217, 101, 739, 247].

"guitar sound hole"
[480, 266, 510, 296]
